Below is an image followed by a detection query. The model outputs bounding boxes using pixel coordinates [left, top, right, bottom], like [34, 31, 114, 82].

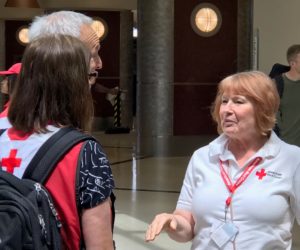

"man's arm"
[95, 84, 119, 95]
[81, 198, 114, 250]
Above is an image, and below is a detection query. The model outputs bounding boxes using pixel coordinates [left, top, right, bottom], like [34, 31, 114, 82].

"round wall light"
[16, 26, 29, 45]
[191, 3, 222, 37]
[91, 18, 108, 41]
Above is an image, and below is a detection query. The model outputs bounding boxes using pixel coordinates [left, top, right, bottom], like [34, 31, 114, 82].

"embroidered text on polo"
[256, 169, 267, 180]
[1, 149, 22, 173]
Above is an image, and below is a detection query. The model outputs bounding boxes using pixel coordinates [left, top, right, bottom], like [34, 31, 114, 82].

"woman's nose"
[223, 102, 234, 112]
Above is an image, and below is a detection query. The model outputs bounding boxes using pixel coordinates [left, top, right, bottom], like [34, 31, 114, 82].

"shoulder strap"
[273, 74, 284, 137]
[274, 74, 285, 98]
[23, 127, 95, 184]
[0, 129, 6, 136]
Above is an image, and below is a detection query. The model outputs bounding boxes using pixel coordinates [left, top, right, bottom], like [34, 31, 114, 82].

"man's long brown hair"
[8, 34, 94, 133]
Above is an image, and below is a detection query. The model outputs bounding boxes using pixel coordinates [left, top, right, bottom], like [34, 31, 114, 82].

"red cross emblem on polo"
[256, 168, 267, 180]
[1, 149, 22, 173]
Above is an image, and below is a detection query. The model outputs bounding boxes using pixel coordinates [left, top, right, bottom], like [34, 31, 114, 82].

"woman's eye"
[231, 98, 244, 104]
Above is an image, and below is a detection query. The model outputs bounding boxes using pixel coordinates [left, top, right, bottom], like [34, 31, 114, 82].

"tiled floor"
[93, 130, 300, 250]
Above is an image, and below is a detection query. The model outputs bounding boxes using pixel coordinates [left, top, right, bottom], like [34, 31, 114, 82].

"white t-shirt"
[177, 131, 300, 250]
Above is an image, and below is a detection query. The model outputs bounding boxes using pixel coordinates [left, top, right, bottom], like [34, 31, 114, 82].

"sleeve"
[291, 163, 300, 224]
[78, 140, 115, 209]
[176, 152, 197, 211]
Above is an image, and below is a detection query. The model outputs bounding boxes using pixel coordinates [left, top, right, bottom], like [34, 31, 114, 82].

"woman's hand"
[145, 209, 195, 243]
[145, 213, 178, 242]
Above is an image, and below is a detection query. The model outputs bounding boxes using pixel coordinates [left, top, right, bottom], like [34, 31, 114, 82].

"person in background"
[274, 44, 300, 146]
[0, 63, 21, 129]
[29, 10, 118, 93]
[145, 71, 300, 249]
[1, 34, 115, 249]
[89, 72, 119, 94]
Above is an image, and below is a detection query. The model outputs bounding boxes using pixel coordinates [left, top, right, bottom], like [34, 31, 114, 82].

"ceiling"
[0, 0, 137, 11]
[0, 0, 137, 20]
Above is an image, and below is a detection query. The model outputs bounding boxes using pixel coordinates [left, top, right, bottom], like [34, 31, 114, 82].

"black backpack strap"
[0, 129, 5, 136]
[269, 63, 290, 78]
[23, 127, 95, 184]
[274, 74, 285, 98]
[273, 74, 285, 137]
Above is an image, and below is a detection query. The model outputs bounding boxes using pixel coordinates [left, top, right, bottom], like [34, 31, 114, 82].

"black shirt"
[78, 140, 114, 209]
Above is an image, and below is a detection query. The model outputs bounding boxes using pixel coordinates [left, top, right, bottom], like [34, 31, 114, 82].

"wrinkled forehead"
[79, 24, 100, 52]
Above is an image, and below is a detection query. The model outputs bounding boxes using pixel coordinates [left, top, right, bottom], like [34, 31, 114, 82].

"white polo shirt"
[177, 131, 300, 250]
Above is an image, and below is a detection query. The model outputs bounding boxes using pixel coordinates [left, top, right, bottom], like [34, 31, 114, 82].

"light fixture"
[91, 18, 108, 41]
[16, 26, 29, 45]
[191, 3, 222, 37]
[133, 27, 138, 38]
[5, 0, 40, 8]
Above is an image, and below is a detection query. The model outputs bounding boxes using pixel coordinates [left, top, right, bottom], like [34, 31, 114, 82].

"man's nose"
[95, 56, 102, 70]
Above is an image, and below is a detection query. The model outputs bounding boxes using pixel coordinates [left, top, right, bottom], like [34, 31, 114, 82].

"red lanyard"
[220, 157, 262, 208]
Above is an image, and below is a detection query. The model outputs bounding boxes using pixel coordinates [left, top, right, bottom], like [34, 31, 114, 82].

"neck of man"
[285, 69, 300, 81]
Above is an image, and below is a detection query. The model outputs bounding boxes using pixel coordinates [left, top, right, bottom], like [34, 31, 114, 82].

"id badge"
[210, 222, 239, 248]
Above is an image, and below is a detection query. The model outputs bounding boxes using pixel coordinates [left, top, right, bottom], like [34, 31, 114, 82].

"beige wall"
[253, 0, 300, 73]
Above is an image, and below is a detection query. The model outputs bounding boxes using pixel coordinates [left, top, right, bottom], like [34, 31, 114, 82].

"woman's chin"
[223, 128, 237, 136]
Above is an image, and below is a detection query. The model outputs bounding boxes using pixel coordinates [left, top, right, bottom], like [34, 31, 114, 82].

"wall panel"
[174, 0, 238, 135]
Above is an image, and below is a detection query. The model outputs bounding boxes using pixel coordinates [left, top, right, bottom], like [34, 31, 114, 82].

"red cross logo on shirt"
[256, 168, 266, 180]
[1, 149, 22, 173]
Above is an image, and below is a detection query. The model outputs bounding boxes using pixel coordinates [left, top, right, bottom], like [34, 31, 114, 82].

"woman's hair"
[8, 34, 93, 133]
[211, 71, 280, 136]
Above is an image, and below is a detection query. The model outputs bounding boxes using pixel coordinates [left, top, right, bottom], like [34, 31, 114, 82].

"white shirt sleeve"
[176, 152, 197, 211]
[291, 163, 300, 224]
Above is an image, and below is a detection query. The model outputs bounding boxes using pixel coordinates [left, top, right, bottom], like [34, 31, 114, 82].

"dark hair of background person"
[1, 74, 18, 106]
[286, 44, 300, 62]
[7, 74, 18, 95]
